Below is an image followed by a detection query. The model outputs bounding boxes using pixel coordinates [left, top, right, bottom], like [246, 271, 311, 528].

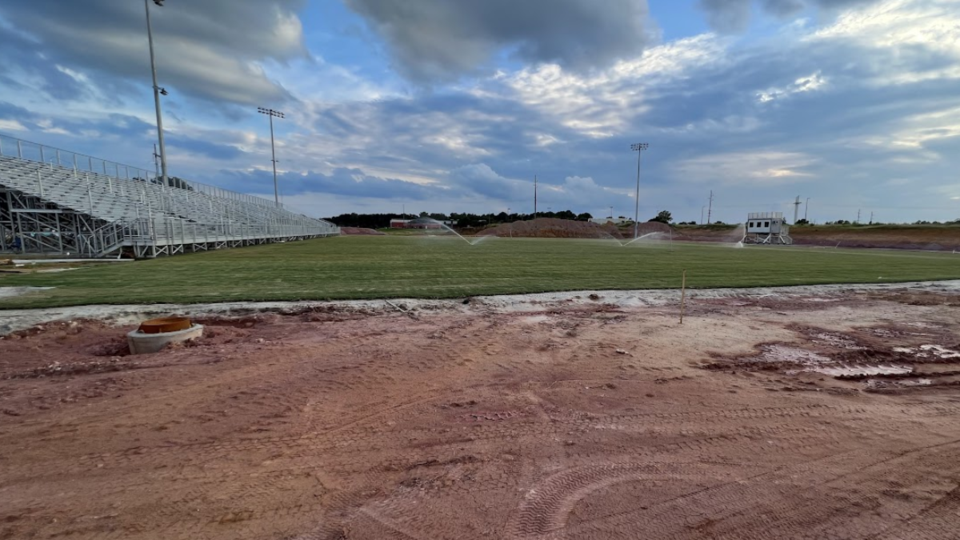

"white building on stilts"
[743, 212, 793, 245]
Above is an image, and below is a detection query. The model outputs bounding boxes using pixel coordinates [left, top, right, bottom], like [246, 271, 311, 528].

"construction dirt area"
[3, 282, 960, 539]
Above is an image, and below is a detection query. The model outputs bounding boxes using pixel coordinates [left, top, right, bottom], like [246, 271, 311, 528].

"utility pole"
[707, 190, 714, 225]
[793, 196, 801, 224]
[701, 206, 705, 225]
[857, 209, 861, 224]
[534, 175, 538, 219]
[870, 211, 874, 225]
[631, 143, 649, 239]
[805, 198, 810, 221]
[144, 0, 168, 187]
[609, 206, 614, 220]
[257, 107, 285, 207]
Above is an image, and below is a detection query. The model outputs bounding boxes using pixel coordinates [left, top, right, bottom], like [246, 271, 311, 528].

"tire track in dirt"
[0, 403, 854, 483]
[513, 440, 960, 539]
[866, 485, 960, 540]
[509, 464, 720, 537]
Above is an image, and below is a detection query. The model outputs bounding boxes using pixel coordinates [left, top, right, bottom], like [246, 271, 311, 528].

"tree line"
[327, 210, 595, 229]
[326, 209, 692, 230]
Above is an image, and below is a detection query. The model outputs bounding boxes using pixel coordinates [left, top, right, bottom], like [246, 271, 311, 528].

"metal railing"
[0, 132, 283, 210]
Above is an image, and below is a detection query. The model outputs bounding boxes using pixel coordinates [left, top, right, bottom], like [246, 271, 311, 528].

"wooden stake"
[680, 270, 687, 324]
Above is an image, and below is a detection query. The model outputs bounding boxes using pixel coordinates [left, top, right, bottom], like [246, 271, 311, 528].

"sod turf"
[2, 236, 959, 309]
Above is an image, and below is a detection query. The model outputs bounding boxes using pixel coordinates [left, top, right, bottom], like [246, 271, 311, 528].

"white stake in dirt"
[680, 270, 687, 325]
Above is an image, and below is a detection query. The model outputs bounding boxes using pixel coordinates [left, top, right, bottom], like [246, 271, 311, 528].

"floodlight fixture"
[258, 107, 286, 207]
[630, 142, 650, 239]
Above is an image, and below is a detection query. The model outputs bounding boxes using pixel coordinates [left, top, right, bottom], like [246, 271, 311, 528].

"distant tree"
[649, 210, 673, 224]
[576, 212, 593, 221]
[795, 218, 810, 225]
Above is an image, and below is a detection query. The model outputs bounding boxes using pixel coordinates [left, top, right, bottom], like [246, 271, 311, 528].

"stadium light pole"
[630, 143, 649, 239]
[258, 107, 284, 207]
[144, 0, 169, 187]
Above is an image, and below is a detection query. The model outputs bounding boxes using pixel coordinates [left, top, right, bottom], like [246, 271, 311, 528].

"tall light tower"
[144, 0, 169, 186]
[630, 143, 649, 239]
[534, 175, 538, 219]
[258, 107, 285, 207]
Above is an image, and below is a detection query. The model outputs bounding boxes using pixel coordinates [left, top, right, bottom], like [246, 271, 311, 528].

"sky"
[0, 0, 958, 223]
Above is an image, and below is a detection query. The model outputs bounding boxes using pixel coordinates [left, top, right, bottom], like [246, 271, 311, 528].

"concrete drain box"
[127, 317, 203, 355]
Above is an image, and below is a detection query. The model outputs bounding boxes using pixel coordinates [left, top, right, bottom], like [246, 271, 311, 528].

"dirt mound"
[480, 218, 672, 239]
[339, 227, 385, 236]
[792, 226, 960, 251]
[677, 225, 960, 251]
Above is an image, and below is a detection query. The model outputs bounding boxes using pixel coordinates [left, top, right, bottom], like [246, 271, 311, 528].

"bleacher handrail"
[0, 132, 283, 211]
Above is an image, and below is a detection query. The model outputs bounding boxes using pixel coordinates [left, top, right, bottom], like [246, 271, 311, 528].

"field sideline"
[2, 236, 960, 309]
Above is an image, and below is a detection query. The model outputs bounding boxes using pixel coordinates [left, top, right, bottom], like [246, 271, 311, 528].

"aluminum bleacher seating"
[0, 137, 338, 258]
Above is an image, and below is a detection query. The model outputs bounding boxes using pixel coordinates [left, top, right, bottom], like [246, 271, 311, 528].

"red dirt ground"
[479, 218, 672, 239]
[2, 290, 960, 539]
[338, 227, 385, 236]
[678, 225, 960, 251]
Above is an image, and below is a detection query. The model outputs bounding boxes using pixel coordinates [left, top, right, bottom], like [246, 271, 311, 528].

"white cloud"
[0, 119, 28, 132]
[343, 0, 654, 82]
[674, 151, 817, 185]
[758, 71, 828, 103]
[501, 34, 728, 138]
[0, 0, 307, 105]
[846, 105, 960, 162]
[807, 0, 960, 85]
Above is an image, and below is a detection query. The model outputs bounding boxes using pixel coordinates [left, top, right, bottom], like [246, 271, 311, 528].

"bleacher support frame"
[0, 134, 339, 258]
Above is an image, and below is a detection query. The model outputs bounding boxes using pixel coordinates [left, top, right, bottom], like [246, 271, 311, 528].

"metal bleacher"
[0, 134, 339, 258]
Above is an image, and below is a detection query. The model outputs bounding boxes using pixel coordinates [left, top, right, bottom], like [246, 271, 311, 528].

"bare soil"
[479, 218, 672, 239]
[3, 287, 960, 539]
[339, 228, 385, 236]
[678, 225, 960, 251]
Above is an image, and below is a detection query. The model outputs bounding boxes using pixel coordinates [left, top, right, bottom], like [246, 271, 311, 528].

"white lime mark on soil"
[754, 345, 832, 365]
[894, 345, 960, 359]
[810, 365, 912, 377]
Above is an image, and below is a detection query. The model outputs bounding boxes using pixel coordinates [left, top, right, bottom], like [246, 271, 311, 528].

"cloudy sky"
[0, 0, 958, 223]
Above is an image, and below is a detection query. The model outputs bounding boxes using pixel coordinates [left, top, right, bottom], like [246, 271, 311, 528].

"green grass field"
[2, 236, 959, 309]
